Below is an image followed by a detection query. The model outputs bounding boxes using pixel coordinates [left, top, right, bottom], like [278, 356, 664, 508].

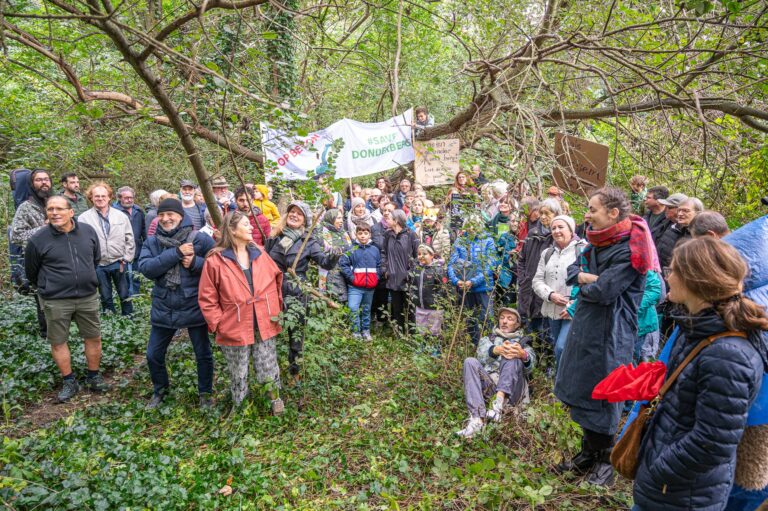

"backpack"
[10, 168, 32, 210]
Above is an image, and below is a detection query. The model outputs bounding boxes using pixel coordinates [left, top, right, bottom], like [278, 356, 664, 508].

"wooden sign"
[414, 139, 460, 187]
[553, 133, 609, 196]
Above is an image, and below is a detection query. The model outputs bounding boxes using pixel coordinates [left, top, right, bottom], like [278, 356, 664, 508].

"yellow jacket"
[254, 185, 281, 226]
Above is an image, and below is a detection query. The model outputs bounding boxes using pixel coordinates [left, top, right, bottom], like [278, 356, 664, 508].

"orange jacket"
[198, 247, 283, 346]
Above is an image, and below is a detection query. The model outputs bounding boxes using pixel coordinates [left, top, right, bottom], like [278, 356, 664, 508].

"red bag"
[592, 361, 667, 402]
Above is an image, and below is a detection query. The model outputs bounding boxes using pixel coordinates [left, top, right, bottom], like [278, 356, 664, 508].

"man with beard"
[234, 187, 271, 246]
[179, 179, 206, 230]
[24, 195, 107, 402]
[10, 168, 52, 337]
[59, 172, 89, 217]
[138, 198, 215, 409]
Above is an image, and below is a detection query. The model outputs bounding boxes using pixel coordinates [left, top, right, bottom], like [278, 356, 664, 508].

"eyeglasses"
[677, 207, 693, 213]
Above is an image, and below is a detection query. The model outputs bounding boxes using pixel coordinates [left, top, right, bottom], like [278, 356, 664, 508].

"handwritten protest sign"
[553, 133, 609, 196]
[414, 139, 460, 187]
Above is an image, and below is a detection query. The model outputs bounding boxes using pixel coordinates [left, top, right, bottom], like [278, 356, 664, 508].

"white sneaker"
[362, 331, 373, 341]
[486, 396, 505, 423]
[456, 417, 485, 438]
[352, 332, 363, 340]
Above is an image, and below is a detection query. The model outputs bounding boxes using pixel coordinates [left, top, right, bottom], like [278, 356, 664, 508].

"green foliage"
[0, 295, 151, 411]
[0, 295, 632, 509]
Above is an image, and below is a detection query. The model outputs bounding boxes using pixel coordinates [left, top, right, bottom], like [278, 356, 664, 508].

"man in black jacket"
[25, 195, 107, 402]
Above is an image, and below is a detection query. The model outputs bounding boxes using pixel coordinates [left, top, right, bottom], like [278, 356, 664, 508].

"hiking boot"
[586, 450, 615, 486]
[486, 396, 505, 423]
[146, 392, 167, 410]
[456, 417, 485, 438]
[553, 449, 599, 475]
[57, 379, 80, 403]
[85, 373, 109, 393]
[271, 398, 285, 416]
[362, 331, 373, 341]
[199, 394, 214, 410]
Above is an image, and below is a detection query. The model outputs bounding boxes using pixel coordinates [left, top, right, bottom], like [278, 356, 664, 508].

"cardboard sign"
[553, 133, 609, 196]
[414, 139, 460, 187]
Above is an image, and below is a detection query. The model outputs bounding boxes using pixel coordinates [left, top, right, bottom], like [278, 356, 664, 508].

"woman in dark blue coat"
[138, 199, 215, 409]
[633, 237, 768, 511]
[554, 188, 649, 486]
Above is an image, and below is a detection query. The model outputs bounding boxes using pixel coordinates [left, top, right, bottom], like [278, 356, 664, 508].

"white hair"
[149, 189, 169, 208]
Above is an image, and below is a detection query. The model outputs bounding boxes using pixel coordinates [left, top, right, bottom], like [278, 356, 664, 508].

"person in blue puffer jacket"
[448, 216, 498, 346]
[632, 237, 768, 511]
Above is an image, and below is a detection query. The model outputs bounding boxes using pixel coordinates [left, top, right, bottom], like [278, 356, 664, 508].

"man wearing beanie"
[138, 197, 216, 409]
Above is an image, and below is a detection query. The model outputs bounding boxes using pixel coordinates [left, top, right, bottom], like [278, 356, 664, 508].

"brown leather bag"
[610, 330, 747, 480]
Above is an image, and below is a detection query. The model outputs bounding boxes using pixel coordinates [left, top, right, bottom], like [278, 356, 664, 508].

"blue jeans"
[146, 324, 213, 395]
[464, 291, 492, 346]
[549, 318, 572, 369]
[96, 261, 133, 316]
[348, 286, 374, 333]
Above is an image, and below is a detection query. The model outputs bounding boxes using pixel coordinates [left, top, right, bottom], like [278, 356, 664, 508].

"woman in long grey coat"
[553, 187, 650, 486]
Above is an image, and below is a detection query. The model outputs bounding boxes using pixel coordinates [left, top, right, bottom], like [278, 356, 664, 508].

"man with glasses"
[79, 182, 136, 316]
[10, 169, 52, 338]
[115, 186, 146, 295]
[24, 195, 107, 402]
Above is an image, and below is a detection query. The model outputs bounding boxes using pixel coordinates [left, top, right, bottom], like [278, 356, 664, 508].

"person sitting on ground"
[347, 197, 374, 240]
[456, 307, 536, 438]
[199, 211, 285, 414]
[24, 195, 108, 402]
[629, 175, 648, 214]
[138, 198, 216, 409]
[447, 215, 498, 346]
[234, 187, 270, 246]
[253, 184, 281, 227]
[339, 222, 382, 341]
[690, 210, 730, 239]
[408, 244, 448, 342]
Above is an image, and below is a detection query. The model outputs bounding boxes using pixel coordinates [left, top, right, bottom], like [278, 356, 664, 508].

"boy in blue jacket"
[339, 222, 382, 340]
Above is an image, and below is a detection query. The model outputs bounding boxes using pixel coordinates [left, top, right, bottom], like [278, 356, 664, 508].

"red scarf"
[586, 215, 660, 274]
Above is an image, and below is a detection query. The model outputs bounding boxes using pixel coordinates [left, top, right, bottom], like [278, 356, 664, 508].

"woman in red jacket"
[198, 211, 284, 414]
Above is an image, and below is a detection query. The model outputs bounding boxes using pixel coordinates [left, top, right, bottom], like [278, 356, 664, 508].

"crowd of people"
[7, 166, 768, 510]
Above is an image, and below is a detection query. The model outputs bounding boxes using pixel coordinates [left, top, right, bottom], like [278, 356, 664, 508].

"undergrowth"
[0, 297, 633, 510]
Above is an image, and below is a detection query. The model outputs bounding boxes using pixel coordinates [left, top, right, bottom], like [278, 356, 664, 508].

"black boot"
[585, 449, 615, 486]
[553, 448, 599, 475]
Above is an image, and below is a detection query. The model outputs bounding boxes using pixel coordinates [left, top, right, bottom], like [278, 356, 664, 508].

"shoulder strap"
[543, 247, 555, 266]
[658, 331, 747, 398]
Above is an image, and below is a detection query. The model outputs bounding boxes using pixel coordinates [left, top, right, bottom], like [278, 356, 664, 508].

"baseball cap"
[658, 193, 688, 207]
[179, 179, 195, 188]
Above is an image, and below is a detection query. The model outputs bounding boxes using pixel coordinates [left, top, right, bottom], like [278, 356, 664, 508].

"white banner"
[260, 110, 414, 181]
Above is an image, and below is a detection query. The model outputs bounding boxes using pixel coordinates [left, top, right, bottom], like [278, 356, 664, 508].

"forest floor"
[0, 294, 633, 510]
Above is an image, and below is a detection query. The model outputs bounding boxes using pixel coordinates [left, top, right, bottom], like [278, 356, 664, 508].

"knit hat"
[157, 198, 184, 217]
[417, 244, 435, 255]
[323, 208, 342, 225]
[351, 197, 366, 210]
[498, 307, 521, 322]
[552, 214, 576, 234]
[287, 201, 313, 228]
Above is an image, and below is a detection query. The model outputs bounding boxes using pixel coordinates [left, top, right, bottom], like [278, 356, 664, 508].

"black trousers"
[389, 290, 410, 332]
